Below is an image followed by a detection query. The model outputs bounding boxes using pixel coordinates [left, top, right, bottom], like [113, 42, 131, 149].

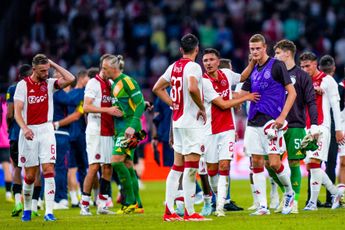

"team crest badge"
[20, 156, 26, 163]
[220, 80, 227, 86]
[95, 153, 101, 160]
[200, 145, 205, 152]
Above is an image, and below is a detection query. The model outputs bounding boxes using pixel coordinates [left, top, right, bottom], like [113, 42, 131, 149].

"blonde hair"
[103, 54, 125, 71]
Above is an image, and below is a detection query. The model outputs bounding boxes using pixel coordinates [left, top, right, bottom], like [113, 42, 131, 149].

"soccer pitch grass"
[1, 179, 345, 230]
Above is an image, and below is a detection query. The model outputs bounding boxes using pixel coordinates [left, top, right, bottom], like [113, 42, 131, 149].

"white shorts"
[18, 123, 56, 167]
[173, 128, 204, 155]
[198, 156, 207, 175]
[86, 134, 114, 164]
[204, 130, 235, 163]
[305, 125, 330, 162]
[244, 126, 285, 156]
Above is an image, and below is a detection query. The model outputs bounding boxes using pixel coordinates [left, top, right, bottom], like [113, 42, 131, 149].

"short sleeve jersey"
[203, 69, 241, 135]
[13, 77, 57, 125]
[6, 84, 20, 140]
[84, 75, 114, 136]
[162, 58, 203, 128]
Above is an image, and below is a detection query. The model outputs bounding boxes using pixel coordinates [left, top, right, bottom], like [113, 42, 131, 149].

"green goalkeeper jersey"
[111, 73, 145, 136]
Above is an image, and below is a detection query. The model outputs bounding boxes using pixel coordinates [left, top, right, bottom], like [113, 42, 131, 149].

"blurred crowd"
[5, 0, 345, 100]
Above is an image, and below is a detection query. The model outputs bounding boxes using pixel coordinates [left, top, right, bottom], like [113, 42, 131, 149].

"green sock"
[289, 163, 301, 201]
[266, 166, 285, 193]
[112, 162, 136, 205]
[128, 167, 142, 207]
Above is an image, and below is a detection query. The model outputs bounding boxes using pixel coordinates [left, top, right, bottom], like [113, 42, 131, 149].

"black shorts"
[0, 147, 10, 163]
[9, 140, 19, 167]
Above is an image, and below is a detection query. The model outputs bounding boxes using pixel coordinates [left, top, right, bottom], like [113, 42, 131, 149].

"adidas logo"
[29, 89, 35, 93]
[313, 152, 319, 157]
[254, 190, 261, 195]
[312, 182, 319, 185]
[47, 190, 55, 195]
[50, 156, 56, 160]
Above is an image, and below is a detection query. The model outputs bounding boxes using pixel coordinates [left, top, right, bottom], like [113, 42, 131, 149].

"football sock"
[70, 190, 79, 205]
[289, 162, 301, 201]
[112, 162, 135, 205]
[32, 186, 41, 212]
[321, 170, 337, 195]
[164, 165, 183, 214]
[13, 183, 22, 205]
[208, 170, 219, 194]
[128, 167, 142, 207]
[310, 167, 322, 204]
[249, 172, 258, 205]
[253, 168, 267, 208]
[99, 178, 110, 208]
[44, 174, 55, 215]
[183, 161, 198, 215]
[23, 178, 34, 211]
[227, 176, 231, 200]
[217, 171, 229, 209]
[276, 164, 293, 194]
[5, 181, 12, 192]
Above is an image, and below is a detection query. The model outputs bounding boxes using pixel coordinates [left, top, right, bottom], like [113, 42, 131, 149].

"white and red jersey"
[306, 71, 342, 130]
[203, 69, 241, 135]
[162, 58, 203, 128]
[13, 77, 58, 125]
[84, 75, 114, 136]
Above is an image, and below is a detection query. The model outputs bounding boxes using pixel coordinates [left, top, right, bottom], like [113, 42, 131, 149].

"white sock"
[165, 168, 183, 214]
[32, 199, 38, 212]
[276, 165, 293, 194]
[204, 193, 212, 205]
[44, 177, 55, 215]
[98, 194, 108, 209]
[310, 168, 322, 204]
[208, 174, 219, 194]
[15, 193, 22, 205]
[81, 195, 91, 207]
[253, 171, 267, 208]
[183, 167, 198, 215]
[321, 170, 337, 195]
[23, 180, 34, 211]
[217, 175, 228, 210]
[70, 191, 79, 205]
[270, 178, 279, 198]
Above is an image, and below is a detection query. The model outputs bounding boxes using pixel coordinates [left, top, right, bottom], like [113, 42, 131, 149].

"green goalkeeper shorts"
[284, 128, 306, 160]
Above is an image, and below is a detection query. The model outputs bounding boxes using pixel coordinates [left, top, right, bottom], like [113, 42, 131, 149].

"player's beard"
[37, 74, 48, 82]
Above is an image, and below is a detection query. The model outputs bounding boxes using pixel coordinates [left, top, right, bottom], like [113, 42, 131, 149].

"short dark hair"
[180, 33, 199, 54]
[249, 34, 266, 44]
[203, 48, 220, 58]
[274, 39, 296, 56]
[32, 54, 48, 66]
[18, 64, 32, 78]
[219, 58, 232, 69]
[299, 51, 318, 62]
[77, 69, 88, 79]
[319, 55, 335, 74]
[87, 67, 99, 79]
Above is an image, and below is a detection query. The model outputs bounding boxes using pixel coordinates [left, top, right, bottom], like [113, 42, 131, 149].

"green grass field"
[1, 178, 345, 230]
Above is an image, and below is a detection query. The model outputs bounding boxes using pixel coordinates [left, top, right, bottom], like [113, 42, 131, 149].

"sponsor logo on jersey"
[28, 95, 47, 104]
[218, 89, 230, 98]
[173, 66, 183, 73]
[102, 95, 112, 103]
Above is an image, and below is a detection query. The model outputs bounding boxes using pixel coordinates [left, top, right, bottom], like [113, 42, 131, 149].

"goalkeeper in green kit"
[105, 54, 145, 214]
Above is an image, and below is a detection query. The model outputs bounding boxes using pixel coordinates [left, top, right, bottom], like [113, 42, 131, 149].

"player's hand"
[125, 127, 135, 139]
[246, 92, 260, 102]
[197, 109, 207, 125]
[23, 127, 34, 140]
[274, 115, 285, 129]
[107, 106, 123, 117]
[48, 59, 57, 68]
[314, 86, 324, 95]
[144, 101, 154, 111]
[336, 130, 345, 145]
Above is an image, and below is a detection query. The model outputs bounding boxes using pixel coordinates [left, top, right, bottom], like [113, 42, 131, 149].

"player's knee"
[219, 161, 230, 171]
[24, 175, 35, 184]
[340, 157, 345, 168]
[269, 162, 280, 171]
